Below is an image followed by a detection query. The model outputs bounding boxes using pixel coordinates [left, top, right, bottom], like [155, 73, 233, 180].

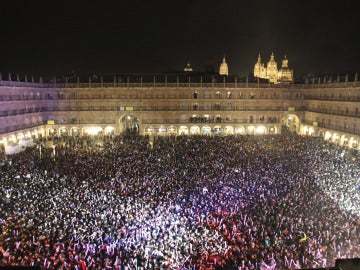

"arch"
[37, 128, 45, 138]
[84, 126, 103, 136]
[144, 126, 155, 136]
[167, 126, 177, 135]
[324, 131, 332, 141]
[235, 126, 245, 135]
[9, 135, 17, 143]
[269, 126, 276, 134]
[224, 126, 234, 135]
[59, 127, 69, 137]
[308, 127, 315, 136]
[340, 135, 349, 146]
[24, 131, 32, 139]
[157, 126, 166, 135]
[179, 126, 189, 135]
[16, 132, 24, 140]
[190, 125, 200, 135]
[48, 128, 57, 137]
[104, 126, 115, 136]
[70, 127, 80, 136]
[0, 137, 8, 148]
[120, 114, 139, 134]
[349, 137, 358, 149]
[30, 130, 37, 139]
[213, 126, 222, 135]
[247, 126, 255, 134]
[332, 133, 340, 143]
[256, 126, 266, 134]
[201, 126, 212, 135]
[281, 114, 300, 133]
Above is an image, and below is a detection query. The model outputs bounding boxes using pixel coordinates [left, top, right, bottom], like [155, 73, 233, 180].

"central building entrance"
[120, 114, 139, 134]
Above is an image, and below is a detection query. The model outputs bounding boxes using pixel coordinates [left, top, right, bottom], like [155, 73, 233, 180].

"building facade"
[254, 53, 294, 84]
[1, 73, 360, 154]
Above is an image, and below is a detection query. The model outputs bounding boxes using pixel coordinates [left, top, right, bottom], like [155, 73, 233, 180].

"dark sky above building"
[0, 0, 360, 80]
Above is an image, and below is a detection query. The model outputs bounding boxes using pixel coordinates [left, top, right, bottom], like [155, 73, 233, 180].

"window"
[214, 103, 221, 110]
[180, 103, 187, 110]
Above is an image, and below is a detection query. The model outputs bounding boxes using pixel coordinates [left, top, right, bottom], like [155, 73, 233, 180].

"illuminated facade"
[219, 56, 229, 76]
[254, 53, 294, 83]
[0, 72, 360, 154]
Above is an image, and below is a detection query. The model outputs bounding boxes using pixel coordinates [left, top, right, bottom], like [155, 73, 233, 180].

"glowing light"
[247, 126, 255, 134]
[325, 131, 332, 140]
[85, 126, 103, 135]
[309, 127, 314, 135]
[168, 126, 176, 133]
[256, 126, 266, 134]
[235, 127, 245, 134]
[158, 126, 166, 133]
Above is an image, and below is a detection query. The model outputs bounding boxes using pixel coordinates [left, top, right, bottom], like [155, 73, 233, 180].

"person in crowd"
[0, 133, 359, 269]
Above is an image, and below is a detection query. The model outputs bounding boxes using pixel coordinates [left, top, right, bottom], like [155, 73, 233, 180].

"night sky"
[1, 0, 360, 80]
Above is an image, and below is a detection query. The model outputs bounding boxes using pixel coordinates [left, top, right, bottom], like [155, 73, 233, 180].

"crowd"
[0, 133, 359, 269]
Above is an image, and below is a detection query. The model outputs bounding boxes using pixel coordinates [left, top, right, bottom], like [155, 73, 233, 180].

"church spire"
[257, 53, 261, 63]
[219, 54, 229, 76]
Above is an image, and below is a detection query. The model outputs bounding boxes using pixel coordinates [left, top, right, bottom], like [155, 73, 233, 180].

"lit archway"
[235, 126, 245, 135]
[269, 126, 276, 134]
[308, 127, 314, 136]
[17, 132, 24, 140]
[24, 131, 32, 139]
[37, 128, 45, 138]
[332, 133, 339, 143]
[190, 126, 200, 135]
[167, 126, 177, 135]
[31, 130, 37, 139]
[48, 128, 57, 137]
[145, 126, 155, 136]
[325, 131, 332, 141]
[224, 126, 234, 135]
[157, 126, 166, 135]
[71, 127, 80, 136]
[179, 126, 189, 135]
[340, 135, 348, 146]
[247, 126, 255, 134]
[256, 126, 266, 134]
[213, 126, 222, 135]
[349, 137, 358, 149]
[120, 114, 139, 134]
[104, 126, 115, 136]
[281, 114, 300, 133]
[201, 126, 212, 135]
[59, 127, 69, 137]
[84, 126, 103, 136]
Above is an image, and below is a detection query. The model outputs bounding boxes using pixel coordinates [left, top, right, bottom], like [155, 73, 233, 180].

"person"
[0, 134, 359, 269]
